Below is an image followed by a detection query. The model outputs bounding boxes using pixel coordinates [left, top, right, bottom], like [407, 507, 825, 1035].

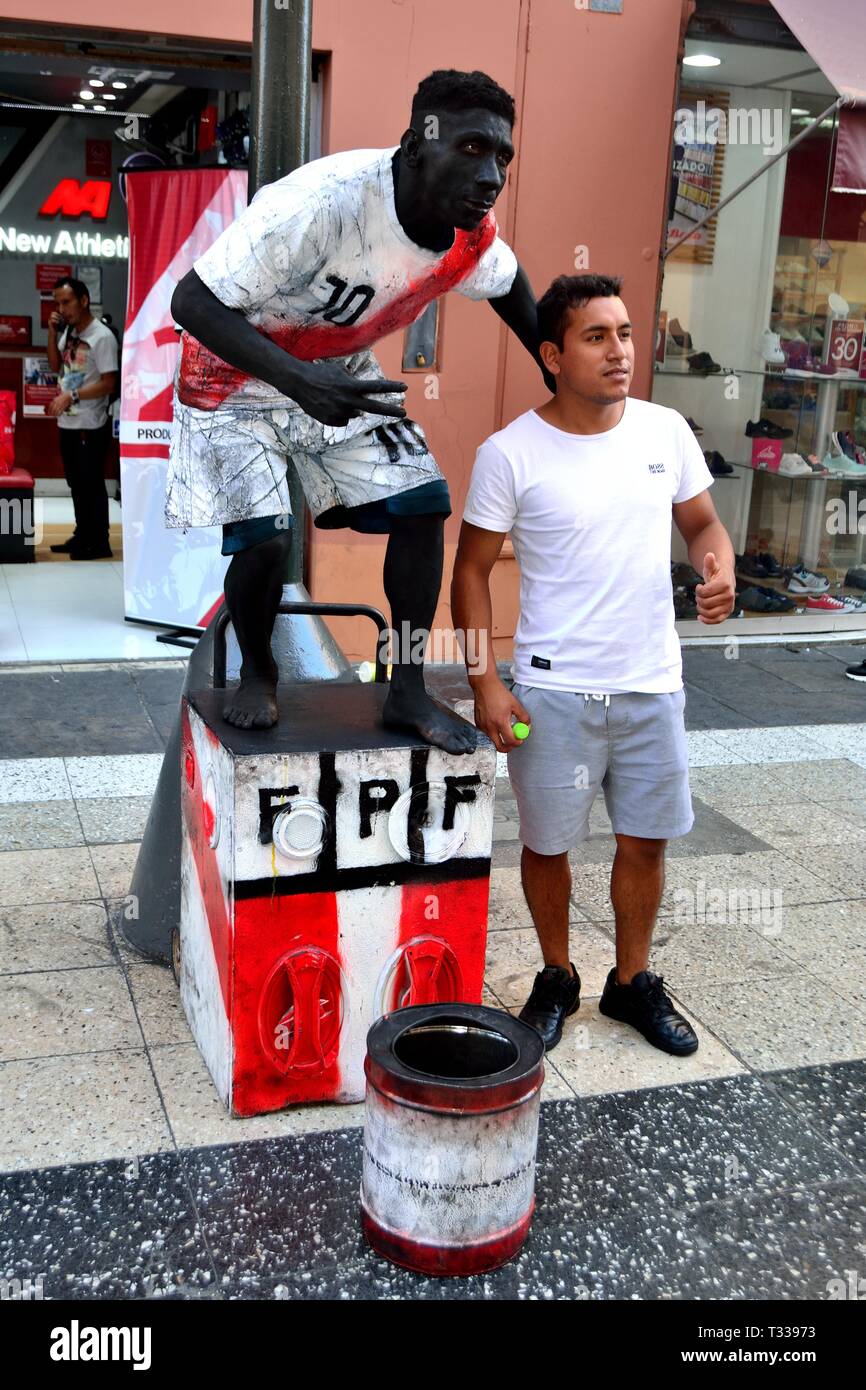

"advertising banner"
[121, 168, 247, 628]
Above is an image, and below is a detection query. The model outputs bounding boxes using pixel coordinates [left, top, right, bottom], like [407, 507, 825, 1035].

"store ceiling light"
[112, 81, 128, 90]
[72, 103, 85, 110]
[79, 90, 94, 100]
[792, 108, 810, 115]
[102, 93, 116, 101]
[94, 104, 107, 111]
[89, 79, 105, 88]
[683, 53, 722, 68]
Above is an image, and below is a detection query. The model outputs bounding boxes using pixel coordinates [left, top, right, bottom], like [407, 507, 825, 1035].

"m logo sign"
[39, 180, 111, 221]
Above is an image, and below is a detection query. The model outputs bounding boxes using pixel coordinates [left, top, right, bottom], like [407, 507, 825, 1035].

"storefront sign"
[826, 318, 866, 378]
[35, 263, 73, 292]
[39, 179, 111, 221]
[0, 227, 128, 259]
[0, 316, 31, 347]
[22, 358, 59, 416]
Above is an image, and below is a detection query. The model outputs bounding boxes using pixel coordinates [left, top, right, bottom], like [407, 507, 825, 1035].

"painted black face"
[409, 107, 515, 231]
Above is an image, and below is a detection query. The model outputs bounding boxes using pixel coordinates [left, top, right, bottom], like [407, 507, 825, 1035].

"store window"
[655, 15, 866, 633]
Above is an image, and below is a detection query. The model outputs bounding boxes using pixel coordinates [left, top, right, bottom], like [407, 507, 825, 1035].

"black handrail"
[212, 602, 390, 689]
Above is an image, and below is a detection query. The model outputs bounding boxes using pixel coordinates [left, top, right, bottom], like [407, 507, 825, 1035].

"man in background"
[45, 276, 118, 560]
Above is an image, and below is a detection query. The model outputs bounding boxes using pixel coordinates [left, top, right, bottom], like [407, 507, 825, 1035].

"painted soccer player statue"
[167, 69, 550, 753]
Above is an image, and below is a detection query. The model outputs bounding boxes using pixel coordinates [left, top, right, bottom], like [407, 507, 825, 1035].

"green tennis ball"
[512, 721, 530, 741]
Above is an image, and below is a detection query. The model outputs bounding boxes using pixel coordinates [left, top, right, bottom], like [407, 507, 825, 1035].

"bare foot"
[222, 674, 279, 730]
[383, 687, 477, 754]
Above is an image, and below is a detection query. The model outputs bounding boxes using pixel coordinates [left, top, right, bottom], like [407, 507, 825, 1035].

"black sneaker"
[518, 963, 581, 1052]
[746, 417, 793, 440]
[599, 968, 698, 1056]
[69, 545, 113, 561]
[49, 536, 80, 554]
[845, 661, 866, 683]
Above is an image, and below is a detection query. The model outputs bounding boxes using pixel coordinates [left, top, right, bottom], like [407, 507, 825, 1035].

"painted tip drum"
[361, 1003, 545, 1277]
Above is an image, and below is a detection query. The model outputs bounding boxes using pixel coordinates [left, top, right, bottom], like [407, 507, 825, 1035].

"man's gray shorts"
[507, 684, 694, 854]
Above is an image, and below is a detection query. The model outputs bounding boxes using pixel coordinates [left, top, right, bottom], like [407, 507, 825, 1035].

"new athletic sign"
[120, 169, 247, 628]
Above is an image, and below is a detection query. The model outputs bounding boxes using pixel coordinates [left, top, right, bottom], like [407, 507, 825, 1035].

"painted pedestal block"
[179, 681, 496, 1115]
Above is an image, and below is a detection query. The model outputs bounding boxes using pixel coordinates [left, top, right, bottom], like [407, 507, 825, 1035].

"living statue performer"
[167, 69, 551, 752]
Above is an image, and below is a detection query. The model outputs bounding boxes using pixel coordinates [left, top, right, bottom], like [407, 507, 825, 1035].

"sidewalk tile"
[89, 842, 140, 899]
[0, 966, 141, 1062]
[64, 755, 163, 800]
[0, 901, 111, 974]
[686, 974, 866, 1071]
[76, 796, 151, 846]
[0, 1051, 172, 1172]
[0, 800, 83, 851]
[0, 758, 71, 804]
[0, 846, 98, 906]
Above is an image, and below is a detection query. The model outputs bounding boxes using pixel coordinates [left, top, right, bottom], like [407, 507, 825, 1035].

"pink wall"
[2, 0, 686, 659]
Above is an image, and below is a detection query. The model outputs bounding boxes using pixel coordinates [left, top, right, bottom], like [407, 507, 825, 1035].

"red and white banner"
[121, 169, 247, 628]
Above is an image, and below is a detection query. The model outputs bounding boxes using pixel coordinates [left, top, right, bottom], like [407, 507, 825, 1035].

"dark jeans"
[57, 423, 110, 550]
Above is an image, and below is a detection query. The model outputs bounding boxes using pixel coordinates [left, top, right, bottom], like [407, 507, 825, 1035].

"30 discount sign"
[827, 318, 866, 377]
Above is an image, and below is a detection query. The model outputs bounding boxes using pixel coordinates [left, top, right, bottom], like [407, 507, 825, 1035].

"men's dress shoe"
[49, 536, 80, 554]
[69, 545, 113, 561]
[599, 968, 699, 1056]
[518, 963, 581, 1052]
[688, 351, 721, 373]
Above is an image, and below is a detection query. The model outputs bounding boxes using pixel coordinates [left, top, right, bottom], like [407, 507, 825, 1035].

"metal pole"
[249, 0, 313, 580]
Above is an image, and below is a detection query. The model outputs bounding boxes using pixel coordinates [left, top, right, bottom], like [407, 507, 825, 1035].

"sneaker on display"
[803, 593, 847, 611]
[746, 418, 794, 440]
[779, 453, 813, 476]
[760, 329, 786, 364]
[688, 351, 721, 374]
[757, 551, 785, 576]
[828, 452, 866, 478]
[845, 660, 866, 682]
[845, 567, 866, 591]
[839, 595, 866, 613]
[787, 563, 830, 594]
[705, 449, 733, 475]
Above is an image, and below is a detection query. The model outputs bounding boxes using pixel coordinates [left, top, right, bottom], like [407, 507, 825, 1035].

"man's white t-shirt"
[463, 399, 714, 693]
[184, 147, 517, 410]
[57, 318, 118, 431]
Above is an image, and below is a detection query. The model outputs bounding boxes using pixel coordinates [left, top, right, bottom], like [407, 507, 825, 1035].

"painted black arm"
[171, 269, 308, 397]
[169, 270, 407, 425]
[488, 262, 555, 393]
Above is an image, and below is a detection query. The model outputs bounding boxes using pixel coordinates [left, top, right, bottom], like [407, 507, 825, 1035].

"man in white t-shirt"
[45, 277, 118, 559]
[169, 69, 551, 744]
[452, 273, 736, 1055]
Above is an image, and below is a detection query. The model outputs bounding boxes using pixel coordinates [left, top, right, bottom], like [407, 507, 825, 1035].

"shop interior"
[656, 3, 866, 636]
[0, 24, 254, 661]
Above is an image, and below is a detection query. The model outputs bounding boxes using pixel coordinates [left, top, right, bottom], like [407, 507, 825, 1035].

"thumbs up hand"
[695, 551, 735, 624]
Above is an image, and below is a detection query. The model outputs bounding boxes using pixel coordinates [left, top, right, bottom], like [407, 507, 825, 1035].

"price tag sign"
[827, 318, 865, 374]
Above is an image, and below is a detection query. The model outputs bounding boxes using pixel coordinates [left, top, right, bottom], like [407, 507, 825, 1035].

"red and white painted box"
[179, 682, 496, 1116]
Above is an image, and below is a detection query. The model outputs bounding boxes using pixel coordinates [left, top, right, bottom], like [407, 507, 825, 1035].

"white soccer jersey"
[178, 146, 518, 411]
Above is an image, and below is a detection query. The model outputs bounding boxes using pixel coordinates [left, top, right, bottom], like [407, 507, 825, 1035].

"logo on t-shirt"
[649, 462, 666, 474]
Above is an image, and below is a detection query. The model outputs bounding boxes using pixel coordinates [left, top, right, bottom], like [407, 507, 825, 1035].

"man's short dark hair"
[54, 276, 90, 303]
[411, 69, 515, 128]
[538, 274, 624, 349]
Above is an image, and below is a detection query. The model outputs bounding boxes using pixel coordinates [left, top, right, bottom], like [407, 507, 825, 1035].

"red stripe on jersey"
[177, 213, 497, 411]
